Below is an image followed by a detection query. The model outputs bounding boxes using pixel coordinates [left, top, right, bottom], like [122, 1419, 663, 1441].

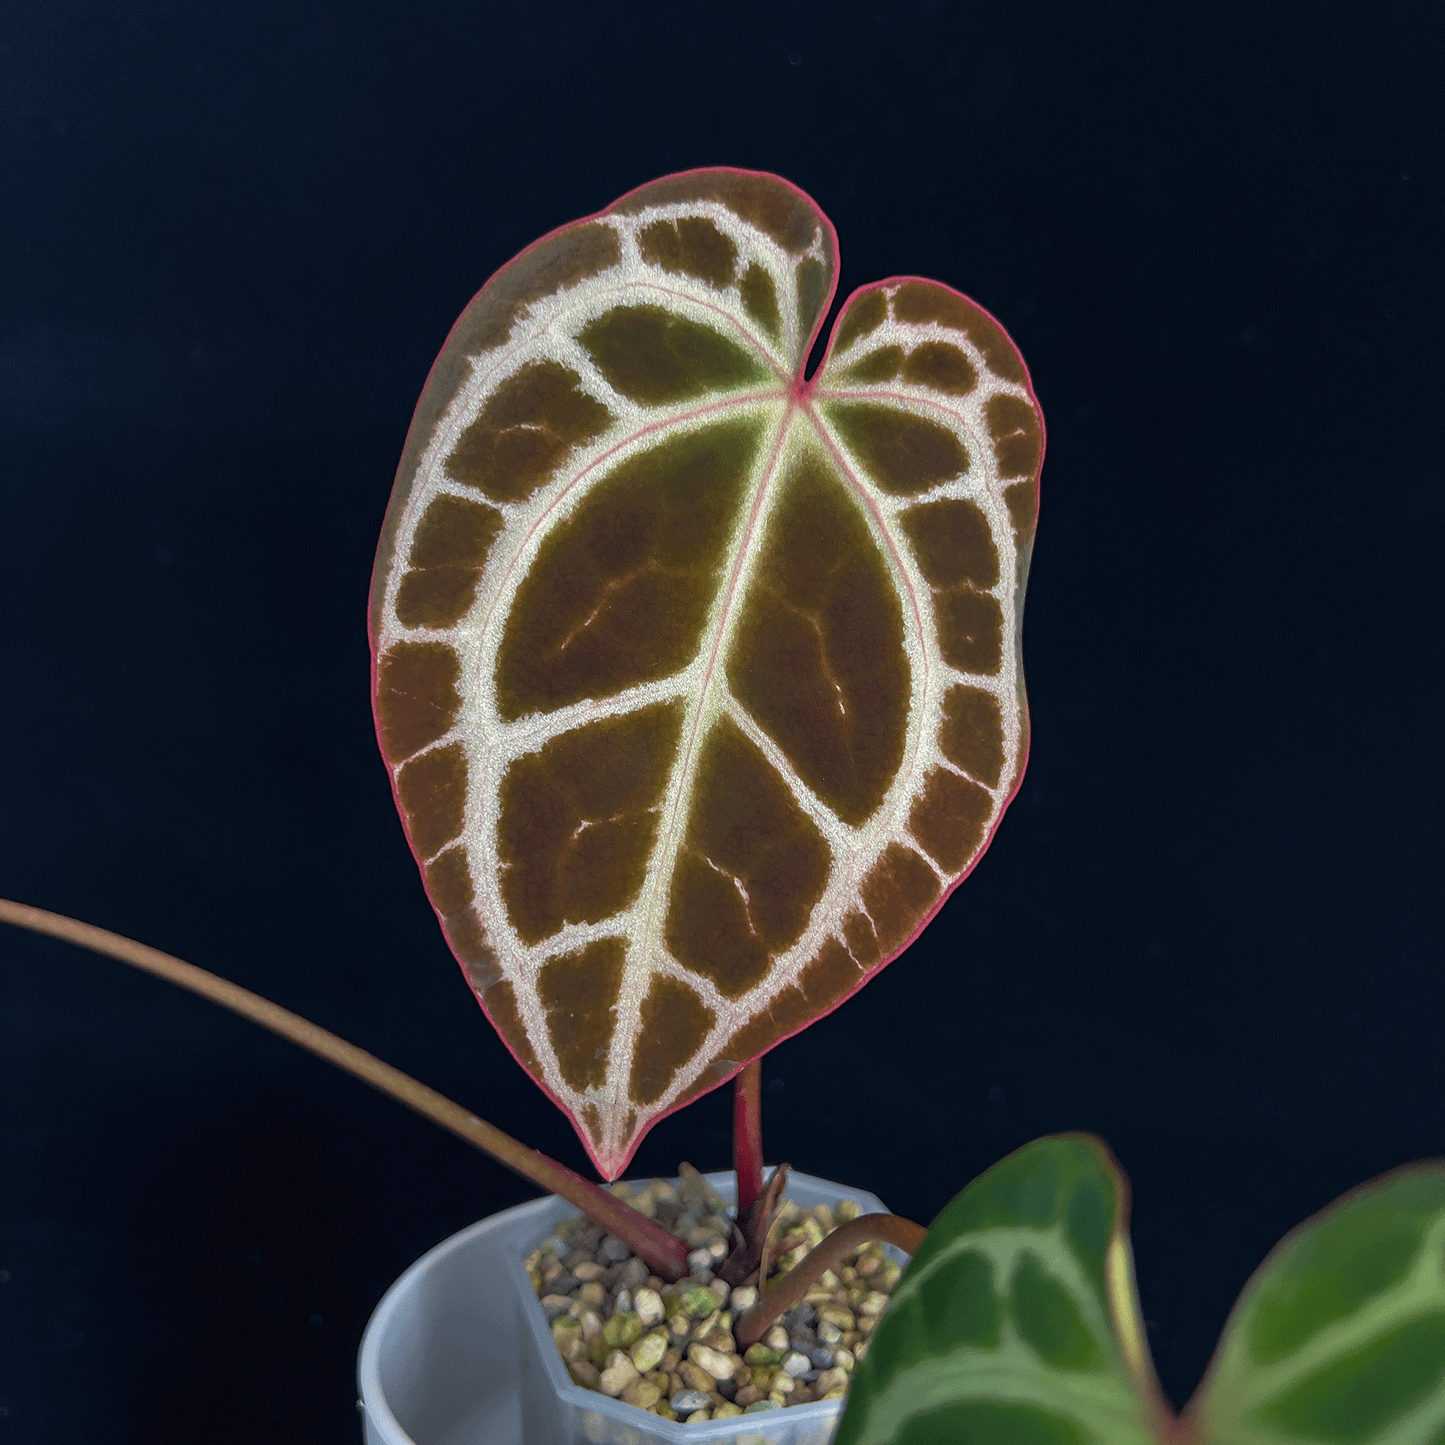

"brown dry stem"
[734, 1212, 927, 1347]
[0, 898, 690, 1280]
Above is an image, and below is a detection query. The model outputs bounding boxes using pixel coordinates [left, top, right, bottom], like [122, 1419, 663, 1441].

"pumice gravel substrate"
[525, 1173, 903, 1424]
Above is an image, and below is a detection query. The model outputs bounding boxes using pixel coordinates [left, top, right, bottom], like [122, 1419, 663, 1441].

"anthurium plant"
[3, 169, 1438, 1439]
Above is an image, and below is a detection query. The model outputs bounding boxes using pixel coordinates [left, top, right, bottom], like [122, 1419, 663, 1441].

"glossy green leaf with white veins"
[1190, 1162, 1445, 1445]
[836, 1135, 1171, 1445]
[837, 1138, 1445, 1445]
[369, 168, 1044, 1177]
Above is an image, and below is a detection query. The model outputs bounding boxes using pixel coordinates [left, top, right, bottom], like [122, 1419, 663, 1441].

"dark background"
[2, 1, 1442, 1440]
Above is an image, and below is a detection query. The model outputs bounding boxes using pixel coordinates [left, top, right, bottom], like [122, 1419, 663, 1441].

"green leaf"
[368, 168, 1044, 1177]
[1189, 1163, 1445, 1445]
[836, 1135, 1171, 1445]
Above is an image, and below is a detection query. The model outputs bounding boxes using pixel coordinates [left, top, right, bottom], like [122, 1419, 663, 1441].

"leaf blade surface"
[1190, 1163, 1445, 1445]
[370, 168, 1044, 1175]
[834, 1135, 1169, 1445]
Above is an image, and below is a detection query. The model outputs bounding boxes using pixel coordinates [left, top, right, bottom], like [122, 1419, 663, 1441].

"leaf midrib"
[611, 395, 799, 1113]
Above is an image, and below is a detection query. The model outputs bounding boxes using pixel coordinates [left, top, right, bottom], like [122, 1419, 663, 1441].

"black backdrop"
[3, 2, 1443, 1441]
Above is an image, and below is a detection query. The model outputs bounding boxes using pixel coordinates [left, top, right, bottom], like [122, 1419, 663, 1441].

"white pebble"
[630, 1330, 668, 1373]
[598, 1351, 638, 1397]
[781, 1351, 811, 1378]
[634, 1287, 664, 1326]
[687, 1342, 736, 1380]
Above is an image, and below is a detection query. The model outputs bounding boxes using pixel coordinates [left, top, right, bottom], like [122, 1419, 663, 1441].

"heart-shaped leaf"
[1188, 1161, 1445, 1445]
[838, 1141, 1445, 1445]
[369, 168, 1044, 1176]
[835, 1135, 1172, 1445]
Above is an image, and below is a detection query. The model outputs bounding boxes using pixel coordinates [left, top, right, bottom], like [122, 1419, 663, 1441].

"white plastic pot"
[358, 1171, 896, 1445]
